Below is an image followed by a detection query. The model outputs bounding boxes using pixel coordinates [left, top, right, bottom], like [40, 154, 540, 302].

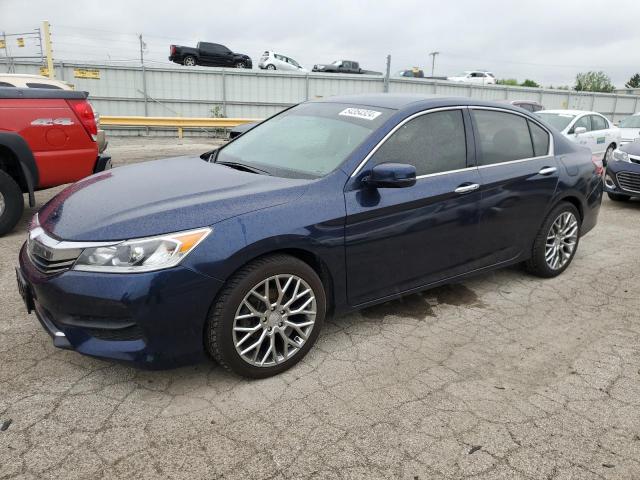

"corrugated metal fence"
[3, 60, 640, 136]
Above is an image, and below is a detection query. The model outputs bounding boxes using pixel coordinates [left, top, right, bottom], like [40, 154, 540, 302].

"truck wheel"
[235, 61, 247, 69]
[183, 55, 196, 67]
[266, 64, 276, 70]
[0, 170, 24, 236]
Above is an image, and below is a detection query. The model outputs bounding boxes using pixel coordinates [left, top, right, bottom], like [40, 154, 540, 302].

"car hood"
[39, 156, 310, 241]
[621, 139, 640, 155]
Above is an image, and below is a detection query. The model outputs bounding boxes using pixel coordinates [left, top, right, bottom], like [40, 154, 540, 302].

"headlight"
[73, 228, 211, 273]
[612, 149, 630, 162]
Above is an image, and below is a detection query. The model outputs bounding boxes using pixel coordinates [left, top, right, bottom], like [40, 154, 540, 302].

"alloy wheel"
[0, 191, 5, 217]
[545, 211, 578, 270]
[232, 274, 317, 367]
[184, 57, 195, 66]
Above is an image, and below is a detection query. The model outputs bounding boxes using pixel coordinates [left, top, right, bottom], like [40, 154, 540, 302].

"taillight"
[592, 156, 604, 176]
[170, 45, 176, 55]
[67, 99, 98, 141]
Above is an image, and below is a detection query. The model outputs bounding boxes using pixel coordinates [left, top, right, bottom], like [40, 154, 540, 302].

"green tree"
[574, 71, 615, 93]
[625, 73, 640, 89]
[520, 79, 540, 88]
[496, 78, 519, 86]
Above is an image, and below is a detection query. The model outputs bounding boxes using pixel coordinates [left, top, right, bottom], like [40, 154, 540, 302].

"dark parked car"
[497, 99, 545, 113]
[604, 139, 640, 201]
[169, 42, 252, 68]
[312, 60, 381, 75]
[17, 94, 602, 378]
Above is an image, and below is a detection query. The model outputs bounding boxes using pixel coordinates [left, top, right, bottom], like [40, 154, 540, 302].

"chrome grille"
[616, 171, 640, 194]
[27, 228, 82, 275]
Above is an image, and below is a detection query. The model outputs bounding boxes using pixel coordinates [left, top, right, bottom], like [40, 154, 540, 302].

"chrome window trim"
[350, 105, 555, 179]
[468, 106, 555, 158]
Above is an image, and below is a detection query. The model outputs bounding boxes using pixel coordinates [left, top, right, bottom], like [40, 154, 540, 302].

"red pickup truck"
[0, 88, 110, 235]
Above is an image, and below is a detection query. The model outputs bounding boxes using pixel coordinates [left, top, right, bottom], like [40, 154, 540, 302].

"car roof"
[538, 109, 601, 116]
[310, 93, 540, 112]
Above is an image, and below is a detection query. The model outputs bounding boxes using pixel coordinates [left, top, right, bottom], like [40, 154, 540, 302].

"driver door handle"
[454, 183, 480, 194]
[538, 166, 557, 176]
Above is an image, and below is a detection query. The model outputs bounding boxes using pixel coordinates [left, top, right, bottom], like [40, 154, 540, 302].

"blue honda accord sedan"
[17, 94, 603, 378]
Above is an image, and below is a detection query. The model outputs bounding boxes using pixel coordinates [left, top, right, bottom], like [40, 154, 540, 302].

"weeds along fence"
[3, 60, 640, 137]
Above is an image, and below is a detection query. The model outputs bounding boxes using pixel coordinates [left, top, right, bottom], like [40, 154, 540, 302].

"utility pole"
[429, 51, 440, 78]
[139, 34, 149, 134]
[42, 21, 54, 78]
[383, 54, 391, 93]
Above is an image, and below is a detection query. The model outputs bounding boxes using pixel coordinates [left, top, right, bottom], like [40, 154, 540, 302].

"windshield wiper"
[216, 161, 271, 175]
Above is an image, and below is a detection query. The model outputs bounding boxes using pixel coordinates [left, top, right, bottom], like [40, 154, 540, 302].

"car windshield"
[536, 112, 576, 131]
[331, 60, 342, 66]
[619, 115, 640, 128]
[215, 102, 393, 179]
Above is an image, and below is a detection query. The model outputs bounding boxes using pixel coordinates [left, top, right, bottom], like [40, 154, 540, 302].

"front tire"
[0, 170, 24, 236]
[608, 192, 631, 202]
[525, 203, 580, 278]
[266, 64, 276, 70]
[235, 61, 247, 69]
[205, 254, 326, 378]
[183, 55, 196, 67]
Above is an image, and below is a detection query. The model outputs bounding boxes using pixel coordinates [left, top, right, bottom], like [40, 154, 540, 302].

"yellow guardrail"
[99, 116, 261, 138]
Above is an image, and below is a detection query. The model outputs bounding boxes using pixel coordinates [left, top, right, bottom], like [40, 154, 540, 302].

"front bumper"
[18, 244, 223, 368]
[604, 161, 640, 197]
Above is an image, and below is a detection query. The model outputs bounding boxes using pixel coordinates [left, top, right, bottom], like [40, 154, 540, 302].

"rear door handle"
[454, 183, 480, 194]
[538, 167, 557, 176]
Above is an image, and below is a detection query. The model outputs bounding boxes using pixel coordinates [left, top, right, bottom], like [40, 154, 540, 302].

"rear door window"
[472, 110, 535, 165]
[0, 81, 15, 87]
[370, 109, 468, 176]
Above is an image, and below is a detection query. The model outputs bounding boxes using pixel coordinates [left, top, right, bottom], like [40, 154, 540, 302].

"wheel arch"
[0, 132, 38, 206]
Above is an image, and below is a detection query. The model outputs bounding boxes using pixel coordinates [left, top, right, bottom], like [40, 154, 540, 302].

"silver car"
[258, 51, 307, 72]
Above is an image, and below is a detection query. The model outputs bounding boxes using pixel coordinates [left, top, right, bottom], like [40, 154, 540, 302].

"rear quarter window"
[528, 121, 550, 157]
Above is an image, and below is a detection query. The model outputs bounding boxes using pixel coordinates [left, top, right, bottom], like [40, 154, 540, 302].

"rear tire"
[183, 55, 196, 67]
[205, 254, 326, 379]
[525, 202, 581, 278]
[607, 192, 631, 202]
[0, 170, 24, 236]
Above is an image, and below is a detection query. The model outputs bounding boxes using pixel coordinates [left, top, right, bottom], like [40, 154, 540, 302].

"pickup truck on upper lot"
[312, 60, 381, 75]
[169, 42, 253, 69]
[0, 88, 111, 235]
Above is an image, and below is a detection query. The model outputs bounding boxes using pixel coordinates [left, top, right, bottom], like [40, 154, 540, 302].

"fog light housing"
[604, 175, 616, 189]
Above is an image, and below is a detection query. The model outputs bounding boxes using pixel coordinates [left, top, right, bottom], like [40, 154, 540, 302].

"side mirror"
[574, 126, 587, 136]
[363, 163, 416, 188]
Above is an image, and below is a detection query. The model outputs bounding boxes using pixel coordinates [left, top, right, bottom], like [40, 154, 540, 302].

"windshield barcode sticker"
[339, 108, 382, 121]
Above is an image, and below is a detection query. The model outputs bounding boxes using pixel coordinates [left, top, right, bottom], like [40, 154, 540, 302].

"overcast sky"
[1, 0, 640, 87]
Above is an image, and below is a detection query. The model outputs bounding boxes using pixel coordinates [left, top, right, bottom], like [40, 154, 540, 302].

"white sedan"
[447, 70, 496, 85]
[536, 110, 621, 164]
[618, 113, 640, 145]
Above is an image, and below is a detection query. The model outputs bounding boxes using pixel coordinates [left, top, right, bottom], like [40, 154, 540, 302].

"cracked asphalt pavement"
[1, 138, 640, 479]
